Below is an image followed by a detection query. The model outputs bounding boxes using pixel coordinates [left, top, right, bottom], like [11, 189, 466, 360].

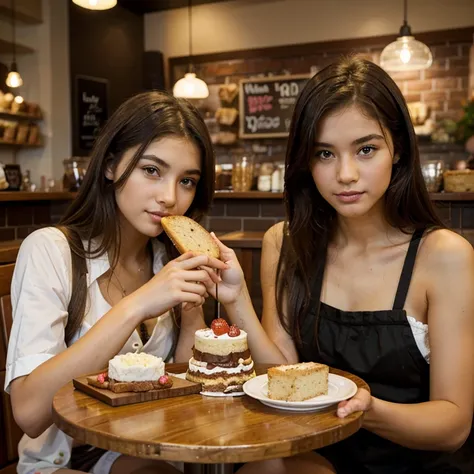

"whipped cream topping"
[108, 352, 165, 382]
[188, 357, 254, 375]
[196, 328, 247, 341]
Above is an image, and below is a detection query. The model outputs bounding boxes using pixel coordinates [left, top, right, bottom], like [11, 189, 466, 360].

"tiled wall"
[205, 197, 474, 247]
[206, 199, 285, 233]
[172, 29, 473, 168]
[0, 200, 71, 241]
[199, 44, 471, 124]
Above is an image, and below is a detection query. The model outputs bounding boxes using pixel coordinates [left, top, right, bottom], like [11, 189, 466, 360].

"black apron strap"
[392, 229, 425, 311]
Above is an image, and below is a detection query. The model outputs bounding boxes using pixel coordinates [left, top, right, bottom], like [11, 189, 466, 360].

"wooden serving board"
[73, 373, 201, 407]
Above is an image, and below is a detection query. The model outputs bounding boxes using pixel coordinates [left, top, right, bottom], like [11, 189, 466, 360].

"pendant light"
[380, 0, 433, 72]
[173, 0, 209, 99]
[72, 0, 117, 10]
[5, 0, 23, 89]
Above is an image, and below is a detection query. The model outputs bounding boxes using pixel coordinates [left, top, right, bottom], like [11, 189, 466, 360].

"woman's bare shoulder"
[420, 228, 474, 271]
[263, 221, 286, 252]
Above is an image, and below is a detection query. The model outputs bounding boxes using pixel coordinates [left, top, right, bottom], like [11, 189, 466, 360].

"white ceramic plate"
[171, 373, 245, 397]
[243, 374, 358, 412]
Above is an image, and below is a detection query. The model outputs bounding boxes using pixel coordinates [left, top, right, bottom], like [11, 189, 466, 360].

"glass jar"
[62, 157, 89, 191]
[232, 153, 255, 192]
[216, 164, 233, 191]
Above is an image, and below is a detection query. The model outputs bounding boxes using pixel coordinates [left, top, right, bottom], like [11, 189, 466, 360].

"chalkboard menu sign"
[76, 75, 108, 151]
[239, 74, 310, 139]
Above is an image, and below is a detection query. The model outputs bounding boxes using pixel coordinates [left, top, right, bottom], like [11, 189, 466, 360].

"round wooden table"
[52, 363, 369, 474]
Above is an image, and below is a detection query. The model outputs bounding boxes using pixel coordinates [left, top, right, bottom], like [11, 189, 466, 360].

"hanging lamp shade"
[72, 0, 117, 10]
[380, 0, 432, 72]
[173, 72, 209, 99]
[6, 62, 23, 88]
[173, 0, 209, 99]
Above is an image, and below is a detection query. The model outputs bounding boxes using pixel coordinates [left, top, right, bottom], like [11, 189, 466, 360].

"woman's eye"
[315, 150, 333, 160]
[181, 178, 197, 188]
[143, 166, 159, 176]
[359, 145, 377, 156]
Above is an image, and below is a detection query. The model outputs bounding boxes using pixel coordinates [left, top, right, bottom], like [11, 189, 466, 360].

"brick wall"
[205, 196, 474, 244]
[0, 200, 71, 241]
[189, 41, 471, 123]
[206, 198, 285, 233]
[171, 29, 473, 165]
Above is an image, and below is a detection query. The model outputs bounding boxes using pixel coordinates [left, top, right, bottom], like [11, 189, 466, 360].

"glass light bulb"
[400, 48, 412, 64]
[6, 71, 23, 88]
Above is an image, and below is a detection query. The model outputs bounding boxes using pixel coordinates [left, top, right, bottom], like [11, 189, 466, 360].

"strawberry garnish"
[228, 324, 241, 337]
[158, 375, 173, 388]
[211, 318, 230, 336]
[97, 372, 107, 384]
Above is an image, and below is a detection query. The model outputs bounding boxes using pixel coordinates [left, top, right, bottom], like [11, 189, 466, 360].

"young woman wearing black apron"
[209, 57, 474, 474]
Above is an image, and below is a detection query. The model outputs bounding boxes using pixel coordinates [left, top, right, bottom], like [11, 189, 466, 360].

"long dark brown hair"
[59, 91, 215, 343]
[276, 56, 444, 347]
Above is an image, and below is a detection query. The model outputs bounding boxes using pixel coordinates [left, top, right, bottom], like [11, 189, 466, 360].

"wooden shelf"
[0, 192, 76, 202]
[219, 231, 265, 248]
[0, 38, 34, 56]
[0, 140, 42, 149]
[214, 191, 283, 199]
[0, 3, 43, 25]
[430, 192, 474, 201]
[0, 111, 42, 122]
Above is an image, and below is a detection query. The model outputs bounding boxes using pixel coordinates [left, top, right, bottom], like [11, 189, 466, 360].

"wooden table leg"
[204, 464, 234, 474]
[183, 463, 234, 474]
[183, 463, 205, 474]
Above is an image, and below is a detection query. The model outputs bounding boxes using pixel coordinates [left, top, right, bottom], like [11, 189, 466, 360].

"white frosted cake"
[108, 352, 165, 382]
[186, 320, 256, 393]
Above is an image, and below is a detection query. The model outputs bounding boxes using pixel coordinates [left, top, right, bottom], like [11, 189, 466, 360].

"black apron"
[298, 229, 474, 474]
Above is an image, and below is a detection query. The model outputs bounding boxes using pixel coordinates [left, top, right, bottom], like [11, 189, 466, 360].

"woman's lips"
[147, 211, 170, 223]
[334, 191, 365, 203]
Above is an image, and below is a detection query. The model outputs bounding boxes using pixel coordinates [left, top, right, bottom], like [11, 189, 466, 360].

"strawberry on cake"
[186, 319, 256, 394]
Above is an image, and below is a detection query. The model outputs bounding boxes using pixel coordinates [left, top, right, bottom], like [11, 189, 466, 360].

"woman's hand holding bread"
[129, 251, 228, 319]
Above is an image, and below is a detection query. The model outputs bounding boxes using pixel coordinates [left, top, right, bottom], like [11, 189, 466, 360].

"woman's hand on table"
[337, 388, 372, 418]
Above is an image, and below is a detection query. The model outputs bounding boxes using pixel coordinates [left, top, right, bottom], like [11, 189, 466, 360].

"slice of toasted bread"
[161, 215, 219, 259]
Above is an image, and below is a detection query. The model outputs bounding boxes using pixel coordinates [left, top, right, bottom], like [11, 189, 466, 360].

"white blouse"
[5, 227, 175, 474]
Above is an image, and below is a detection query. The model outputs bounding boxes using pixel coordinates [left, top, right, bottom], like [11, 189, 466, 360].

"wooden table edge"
[52, 366, 369, 464]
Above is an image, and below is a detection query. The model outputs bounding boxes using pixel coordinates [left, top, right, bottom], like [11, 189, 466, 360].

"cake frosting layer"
[188, 357, 254, 375]
[108, 352, 164, 382]
[186, 370, 256, 392]
[193, 348, 250, 366]
[194, 328, 248, 356]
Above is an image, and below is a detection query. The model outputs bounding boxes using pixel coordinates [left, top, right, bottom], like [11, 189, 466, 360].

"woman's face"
[107, 136, 201, 238]
[310, 104, 396, 220]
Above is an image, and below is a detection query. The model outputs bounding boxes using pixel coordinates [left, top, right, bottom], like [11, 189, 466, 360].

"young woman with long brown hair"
[213, 57, 474, 473]
[5, 91, 227, 474]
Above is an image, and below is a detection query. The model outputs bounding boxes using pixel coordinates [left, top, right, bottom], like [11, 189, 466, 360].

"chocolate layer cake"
[186, 324, 256, 393]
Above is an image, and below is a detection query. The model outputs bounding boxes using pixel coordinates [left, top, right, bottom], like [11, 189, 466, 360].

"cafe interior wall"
[0, 0, 71, 187]
[147, 0, 474, 170]
[145, 0, 474, 79]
